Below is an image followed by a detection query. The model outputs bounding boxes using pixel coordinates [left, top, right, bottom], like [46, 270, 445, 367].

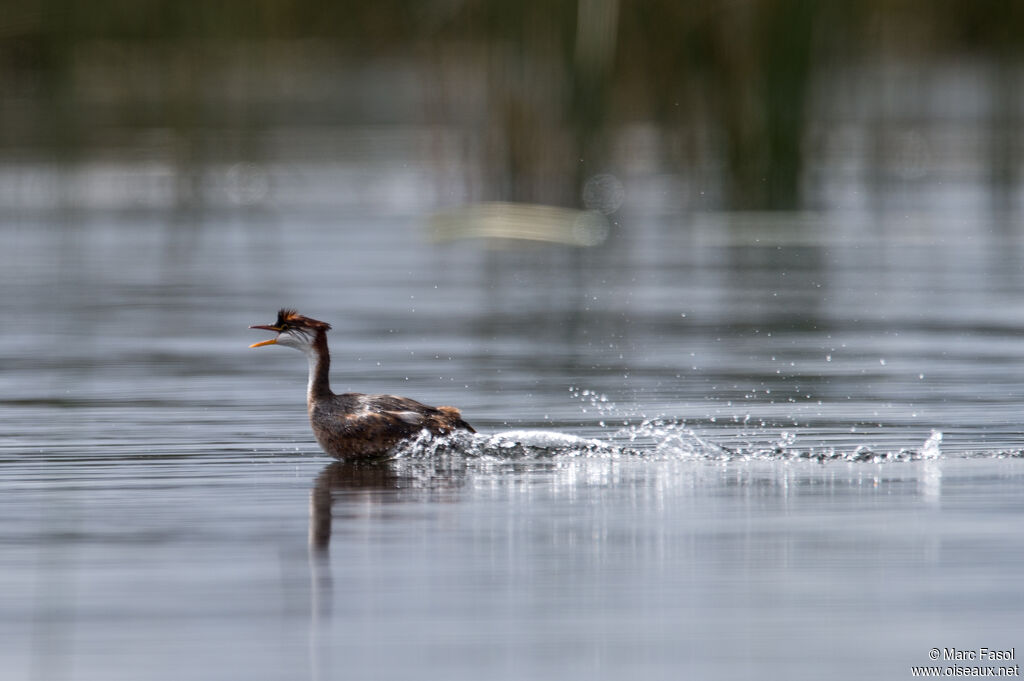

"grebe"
[249, 309, 474, 459]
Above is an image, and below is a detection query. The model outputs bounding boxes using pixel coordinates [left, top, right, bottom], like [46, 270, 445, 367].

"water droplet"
[921, 430, 942, 459]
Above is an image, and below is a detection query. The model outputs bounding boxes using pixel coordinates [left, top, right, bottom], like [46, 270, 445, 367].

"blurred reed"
[0, 0, 1022, 217]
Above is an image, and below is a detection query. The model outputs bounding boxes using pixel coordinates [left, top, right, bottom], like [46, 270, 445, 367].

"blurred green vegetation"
[2, 0, 1023, 210]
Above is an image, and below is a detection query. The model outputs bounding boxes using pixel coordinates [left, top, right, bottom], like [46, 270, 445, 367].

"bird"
[249, 308, 475, 460]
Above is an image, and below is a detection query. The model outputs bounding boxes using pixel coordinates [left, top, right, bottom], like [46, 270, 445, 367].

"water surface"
[3, 199, 1024, 679]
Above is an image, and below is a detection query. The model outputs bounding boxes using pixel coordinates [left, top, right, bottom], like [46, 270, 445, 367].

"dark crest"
[275, 308, 332, 332]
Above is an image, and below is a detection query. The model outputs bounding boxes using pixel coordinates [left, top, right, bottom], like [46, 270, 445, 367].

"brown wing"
[363, 395, 475, 434]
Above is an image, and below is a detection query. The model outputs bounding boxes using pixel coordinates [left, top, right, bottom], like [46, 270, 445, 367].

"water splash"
[388, 391, 993, 463]
[387, 423, 1014, 463]
[612, 417, 732, 459]
[391, 428, 611, 460]
[920, 430, 942, 459]
[482, 430, 610, 457]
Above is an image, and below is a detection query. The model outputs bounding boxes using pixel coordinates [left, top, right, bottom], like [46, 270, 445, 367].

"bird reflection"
[309, 461, 402, 551]
[308, 460, 401, 634]
[309, 458, 469, 551]
[305, 458, 472, 680]
[308, 458, 411, 670]
[307, 458, 467, 632]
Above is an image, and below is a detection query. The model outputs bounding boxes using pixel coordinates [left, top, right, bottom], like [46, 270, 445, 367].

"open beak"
[249, 324, 280, 348]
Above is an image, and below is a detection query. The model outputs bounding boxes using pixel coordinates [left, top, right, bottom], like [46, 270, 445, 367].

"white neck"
[305, 348, 319, 402]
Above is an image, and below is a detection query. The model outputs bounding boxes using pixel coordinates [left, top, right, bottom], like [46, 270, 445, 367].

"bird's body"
[250, 309, 474, 459]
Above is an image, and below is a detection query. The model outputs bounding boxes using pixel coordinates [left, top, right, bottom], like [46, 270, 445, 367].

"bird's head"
[249, 308, 331, 353]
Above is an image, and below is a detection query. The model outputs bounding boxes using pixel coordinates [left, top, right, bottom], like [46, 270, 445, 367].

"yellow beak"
[248, 323, 281, 348]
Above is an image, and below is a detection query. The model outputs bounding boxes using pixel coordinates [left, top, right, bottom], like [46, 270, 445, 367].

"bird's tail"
[437, 406, 476, 433]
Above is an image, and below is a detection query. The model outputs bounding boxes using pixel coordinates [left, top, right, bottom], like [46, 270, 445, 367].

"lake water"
[2, 166, 1024, 679]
